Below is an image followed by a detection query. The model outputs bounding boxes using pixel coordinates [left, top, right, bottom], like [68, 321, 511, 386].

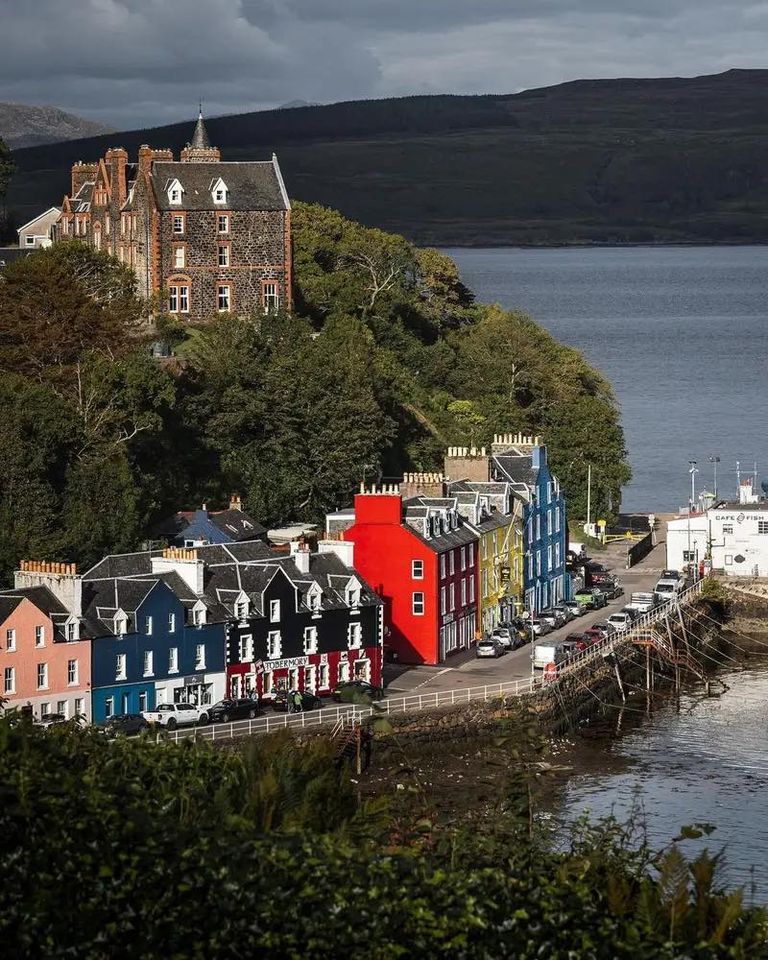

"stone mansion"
[54, 113, 292, 323]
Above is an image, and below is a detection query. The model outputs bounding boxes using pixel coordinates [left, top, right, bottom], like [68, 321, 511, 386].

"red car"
[565, 632, 590, 651]
[582, 628, 606, 645]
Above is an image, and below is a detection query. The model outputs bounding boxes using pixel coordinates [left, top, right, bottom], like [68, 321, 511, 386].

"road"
[384, 532, 668, 697]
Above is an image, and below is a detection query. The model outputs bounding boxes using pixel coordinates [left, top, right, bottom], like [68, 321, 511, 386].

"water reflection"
[557, 663, 768, 900]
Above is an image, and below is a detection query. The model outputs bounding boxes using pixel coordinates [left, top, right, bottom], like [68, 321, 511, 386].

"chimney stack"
[229, 493, 243, 512]
[15, 561, 82, 617]
[290, 537, 312, 575]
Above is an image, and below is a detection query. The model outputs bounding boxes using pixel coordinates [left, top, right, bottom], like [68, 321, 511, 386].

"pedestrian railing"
[159, 581, 704, 746]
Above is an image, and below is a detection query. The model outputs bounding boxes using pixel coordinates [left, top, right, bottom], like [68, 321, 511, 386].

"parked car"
[37, 712, 67, 729]
[600, 579, 624, 600]
[332, 680, 385, 703]
[662, 569, 682, 582]
[582, 627, 606, 645]
[528, 618, 552, 637]
[574, 589, 598, 610]
[654, 578, 681, 603]
[565, 632, 590, 651]
[533, 642, 568, 669]
[620, 606, 640, 621]
[625, 592, 656, 614]
[607, 612, 633, 632]
[590, 589, 608, 609]
[272, 690, 323, 712]
[103, 713, 149, 737]
[591, 621, 616, 639]
[489, 626, 514, 650]
[560, 639, 583, 658]
[563, 600, 586, 618]
[208, 698, 262, 723]
[476, 637, 505, 659]
[142, 702, 210, 729]
[554, 603, 575, 622]
[540, 608, 568, 629]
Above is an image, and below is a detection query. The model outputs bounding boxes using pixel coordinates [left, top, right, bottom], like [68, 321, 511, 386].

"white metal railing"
[157, 581, 704, 746]
[555, 578, 704, 678]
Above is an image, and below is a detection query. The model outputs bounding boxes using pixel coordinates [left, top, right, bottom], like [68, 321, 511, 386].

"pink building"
[0, 565, 91, 721]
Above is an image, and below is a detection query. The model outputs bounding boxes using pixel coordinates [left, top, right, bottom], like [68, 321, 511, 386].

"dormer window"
[346, 580, 361, 608]
[167, 179, 184, 205]
[65, 617, 80, 642]
[211, 178, 228, 204]
[307, 585, 322, 613]
[234, 592, 249, 621]
[192, 601, 207, 627]
[115, 615, 128, 636]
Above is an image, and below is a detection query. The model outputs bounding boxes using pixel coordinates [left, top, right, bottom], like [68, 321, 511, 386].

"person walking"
[292, 690, 303, 713]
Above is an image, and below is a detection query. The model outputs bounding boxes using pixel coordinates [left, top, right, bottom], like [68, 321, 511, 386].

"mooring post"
[646, 645, 651, 713]
[613, 655, 626, 702]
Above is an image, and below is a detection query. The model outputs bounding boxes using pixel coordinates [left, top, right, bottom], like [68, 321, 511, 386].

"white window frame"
[449, 551, 455, 575]
[3, 666, 15, 694]
[169, 647, 179, 674]
[195, 643, 206, 670]
[192, 603, 206, 626]
[337, 659, 350, 684]
[168, 612, 176, 633]
[105, 697, 114, 719]
[460, 578, 467, 605]
[173, 245, 185, 269]
[6, 628, 16, 652]
[34, 625, 44, 646]
[460, 546, 466, 571]
[347, 622, 362, 649]
[347, 584, 361, 608]
[143, 650, 154, 677]
[217, 214, 229, 234]
[115, 653, 127, 681]
[267, 630, 281, 660]
[172, 214, 185, 234]
[218, 244, 230, 267]
[412, 592, 425, 616]
[440, 554, 446, 578]
[262, 281, 279, 313]
[145, 616, 153, 636]
[269, 600, 281, 623]
[37, 662, 48, 690]
[411, 559, 424, 580]
[235, 598, 249, 621]
[67, 659, 78, 685]
[239, 634, 253, 663]
[217, 284, 231, 312]
[318, 662, 329, 689]
[304, 626, 318, 655]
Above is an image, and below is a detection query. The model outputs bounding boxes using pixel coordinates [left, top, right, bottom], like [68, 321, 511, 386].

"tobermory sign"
[263, 656, 309, 671]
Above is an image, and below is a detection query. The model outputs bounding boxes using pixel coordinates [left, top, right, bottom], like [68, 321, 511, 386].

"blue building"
[155, 496, 267, 547]
[490, 434, 568, 612]
[83, 557, 227, 725]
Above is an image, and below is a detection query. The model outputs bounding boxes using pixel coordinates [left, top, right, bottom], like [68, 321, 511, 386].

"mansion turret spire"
[181, 108, 220, 163]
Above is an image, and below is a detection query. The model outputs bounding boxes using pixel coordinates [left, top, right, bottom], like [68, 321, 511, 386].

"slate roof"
[492, 453, 538, 487]
[209, 509, 267, 541]
[151, 161, 288, 211]
[71, 181, 94, 213]
[0, 595, 23, 623]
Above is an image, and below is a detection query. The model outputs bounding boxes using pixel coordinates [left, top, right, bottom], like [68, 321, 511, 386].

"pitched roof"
[0, 595, 23, 623]
[208, 509, 267, 541]
[492, 453, 538, 487]
[190, 112, 211, 149]
[151, 160, 288, 211]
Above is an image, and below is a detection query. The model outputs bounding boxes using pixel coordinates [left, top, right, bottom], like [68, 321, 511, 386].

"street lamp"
[687, 461, 698, 574]
[708, 456, 720, 501]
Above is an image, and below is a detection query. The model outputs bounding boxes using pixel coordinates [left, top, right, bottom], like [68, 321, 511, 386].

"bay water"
[446, 245, 768, 514]
[446, 245, 768, 898]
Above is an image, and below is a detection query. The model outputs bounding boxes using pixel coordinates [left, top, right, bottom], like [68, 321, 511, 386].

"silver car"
[528, 618, 552, 637]
[563, 600, 585, 617]
[476, 638, 504, 658]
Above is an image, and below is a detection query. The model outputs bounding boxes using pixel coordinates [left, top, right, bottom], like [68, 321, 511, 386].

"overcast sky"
[1, 0, 766, 130]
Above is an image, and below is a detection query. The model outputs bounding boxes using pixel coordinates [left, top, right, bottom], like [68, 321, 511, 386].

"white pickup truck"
[142, 702, 209, 729]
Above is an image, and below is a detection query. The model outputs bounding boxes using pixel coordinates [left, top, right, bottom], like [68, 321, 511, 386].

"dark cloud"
[0, 0, 764, 129]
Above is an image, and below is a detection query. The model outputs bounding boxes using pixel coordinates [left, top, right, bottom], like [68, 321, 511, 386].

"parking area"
[384, 533, 669, 697]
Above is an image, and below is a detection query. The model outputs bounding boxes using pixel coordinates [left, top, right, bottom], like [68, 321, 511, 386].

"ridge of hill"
[7, 69, 768, 245]
[0, 102, 111, 150]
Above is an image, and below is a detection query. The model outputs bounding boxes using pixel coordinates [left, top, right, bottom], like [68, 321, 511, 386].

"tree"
[0, 242, 146, 387]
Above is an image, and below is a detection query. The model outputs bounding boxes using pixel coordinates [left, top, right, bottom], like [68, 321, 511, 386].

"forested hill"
[7, 68, 768, 245]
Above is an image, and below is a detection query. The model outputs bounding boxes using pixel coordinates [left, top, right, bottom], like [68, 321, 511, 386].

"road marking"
[407, 667, 453, 691]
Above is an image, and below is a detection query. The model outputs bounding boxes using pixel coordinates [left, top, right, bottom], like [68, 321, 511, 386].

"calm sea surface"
[445, 246, 768, 513]
[553, 662, 768, 900]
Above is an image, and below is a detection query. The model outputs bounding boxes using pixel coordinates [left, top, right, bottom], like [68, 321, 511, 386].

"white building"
[666, 479, 768, 577]
[666, 512, 710, 571]
[17, 207, 60, 249]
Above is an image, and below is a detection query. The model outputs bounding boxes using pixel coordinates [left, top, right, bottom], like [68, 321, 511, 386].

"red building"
[335, 486, 479, 666]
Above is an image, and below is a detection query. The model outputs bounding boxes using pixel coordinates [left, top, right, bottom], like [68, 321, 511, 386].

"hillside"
[7, 69, 768, 245]
[0, 102, 111, 150]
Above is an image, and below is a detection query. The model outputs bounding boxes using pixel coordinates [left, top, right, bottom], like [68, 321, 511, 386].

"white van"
[653, 579, 680, 604]
[607, 611, 633, 632]
[533, 642, 568, 670]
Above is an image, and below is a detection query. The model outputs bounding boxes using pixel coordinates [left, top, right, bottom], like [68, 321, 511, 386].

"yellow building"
[443, 472, 525, 635]
[474, 500, 524, 634]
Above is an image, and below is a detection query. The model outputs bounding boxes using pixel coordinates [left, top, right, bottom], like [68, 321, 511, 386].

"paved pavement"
[384, 532, 668, 697]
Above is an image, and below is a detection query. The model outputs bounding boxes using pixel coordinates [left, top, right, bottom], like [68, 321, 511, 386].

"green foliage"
[0, 719, 765, 959]
[0, 203, 630, 577]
